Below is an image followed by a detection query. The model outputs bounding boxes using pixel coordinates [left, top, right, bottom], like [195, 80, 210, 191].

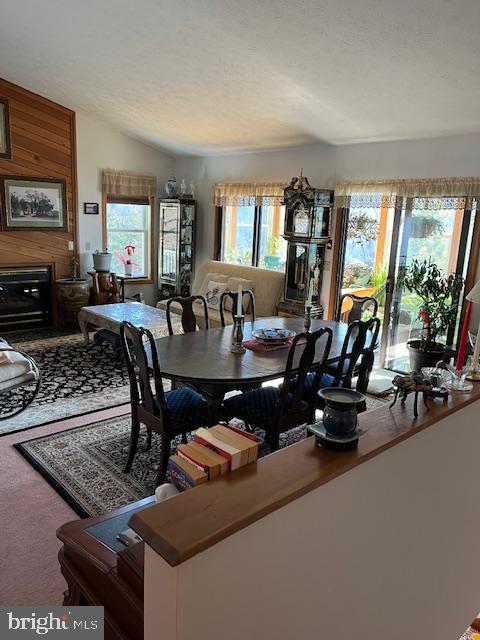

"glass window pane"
[106, 202, 147, 230]
[221, 205, 255, 265]
[106, 201, 150, 278]
[258, 205, 287, 272]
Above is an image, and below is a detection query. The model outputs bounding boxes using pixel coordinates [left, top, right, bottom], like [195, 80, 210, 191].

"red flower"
[125, 244, 135, 257]
[418, 308, 430, 324]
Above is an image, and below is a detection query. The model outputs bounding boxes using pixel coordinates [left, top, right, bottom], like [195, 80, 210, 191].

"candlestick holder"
[304, 305, 312, 332]
[231, 315, 246, 354]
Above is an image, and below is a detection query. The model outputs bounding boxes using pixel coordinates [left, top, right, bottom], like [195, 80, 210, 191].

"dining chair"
[222, 326, 333, 450]
[290, 318, 376, 409]
[166, 295, 209, 336]
[219, 289, 256, 327]
[120, 321, 211, 486]
[337, 293, 378, 323]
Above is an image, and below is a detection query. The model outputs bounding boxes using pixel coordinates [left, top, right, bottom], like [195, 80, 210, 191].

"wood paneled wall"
[0, 78, 77, 326]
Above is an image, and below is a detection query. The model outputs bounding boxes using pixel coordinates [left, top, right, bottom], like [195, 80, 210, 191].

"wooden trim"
[326, 207, 346, 320]
[0, 97, 11, 159]
[214, 206, 223, 260]
[70, 112, 78, 254]
[129, 382, 480, 567]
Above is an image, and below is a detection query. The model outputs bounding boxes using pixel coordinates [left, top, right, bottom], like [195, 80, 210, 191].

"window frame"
[215, 204, 286, 270]
[102, 194, 154, 283]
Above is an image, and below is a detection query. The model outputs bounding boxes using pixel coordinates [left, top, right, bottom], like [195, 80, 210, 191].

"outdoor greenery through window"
[105, 199, 152, 278]
[220, 204, 287, 271]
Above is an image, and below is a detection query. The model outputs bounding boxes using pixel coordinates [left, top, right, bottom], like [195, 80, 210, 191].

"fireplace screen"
[0, 266, 52, 329]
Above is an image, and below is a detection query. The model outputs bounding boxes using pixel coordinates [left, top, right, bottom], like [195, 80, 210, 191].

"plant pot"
[92, 251, 112, 272]
[124, 262, 133, 276]
[407, 340, 446, 371]
[56, 279, 90, 326]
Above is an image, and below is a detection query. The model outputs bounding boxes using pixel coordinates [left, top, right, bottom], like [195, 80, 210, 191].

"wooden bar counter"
[130, 382, 480, 567]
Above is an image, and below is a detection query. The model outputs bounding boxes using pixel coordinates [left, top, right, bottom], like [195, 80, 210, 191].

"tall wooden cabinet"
[278, 174, 333, 318]
[158, 198, 196, 299]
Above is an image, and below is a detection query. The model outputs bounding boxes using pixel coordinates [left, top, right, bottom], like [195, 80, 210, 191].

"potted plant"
[115, 244, 138, 276]
[56, 256, 90, 325]
[264, 236, 281, 269]
[398, 259, 464, 370]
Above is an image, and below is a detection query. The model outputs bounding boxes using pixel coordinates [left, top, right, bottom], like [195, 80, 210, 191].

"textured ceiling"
[1, 0, 480, 155]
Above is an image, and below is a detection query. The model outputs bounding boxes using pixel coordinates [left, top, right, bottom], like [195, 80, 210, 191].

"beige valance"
[102, 169, 157, 198]
[213, 182, 287, 207]
[335, 177, 480, 209]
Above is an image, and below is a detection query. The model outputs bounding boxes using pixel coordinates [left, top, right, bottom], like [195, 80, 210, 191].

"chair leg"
[124, 411, 140, 472]
[155, 436, 171, 487]
[143, 428, 153, 451]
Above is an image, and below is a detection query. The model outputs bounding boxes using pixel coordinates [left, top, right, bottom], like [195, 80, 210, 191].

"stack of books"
[168, 422, 259, 492]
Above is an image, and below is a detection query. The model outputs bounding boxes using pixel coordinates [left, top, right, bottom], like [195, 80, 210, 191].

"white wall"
[76, 110, 174, 304]
[176, 132, 480, 315]
[143, 399, 480, 640]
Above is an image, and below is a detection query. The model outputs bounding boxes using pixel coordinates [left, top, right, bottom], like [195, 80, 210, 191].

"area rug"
[15, 394, 388, 518]
[1, 314, 179, 436]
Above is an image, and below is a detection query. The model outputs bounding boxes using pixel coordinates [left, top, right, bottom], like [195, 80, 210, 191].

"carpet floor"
[15, 394, 389, 518]
[0, 405, 127, 606]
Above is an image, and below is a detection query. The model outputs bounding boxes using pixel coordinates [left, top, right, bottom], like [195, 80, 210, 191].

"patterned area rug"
[15, 394, 389, 518]
[1, 323, 182, 436]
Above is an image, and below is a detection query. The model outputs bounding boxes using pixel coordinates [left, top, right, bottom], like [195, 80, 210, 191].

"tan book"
[211, 425, 258, 465]
[195, 428, 242, 470]
[187, 441, 229, 476]
[214, 424, 259, 464]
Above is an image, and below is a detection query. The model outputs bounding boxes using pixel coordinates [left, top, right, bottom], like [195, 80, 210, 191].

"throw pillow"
[204, 280, 228, 310]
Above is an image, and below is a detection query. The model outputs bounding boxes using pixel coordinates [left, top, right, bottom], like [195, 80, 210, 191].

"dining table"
[152, 316, 361, 419]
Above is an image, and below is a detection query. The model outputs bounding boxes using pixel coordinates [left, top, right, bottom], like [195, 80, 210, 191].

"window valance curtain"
[335, 177, 480, 210]
[213, 182, 287, 207]
[102, 169, 157, 198]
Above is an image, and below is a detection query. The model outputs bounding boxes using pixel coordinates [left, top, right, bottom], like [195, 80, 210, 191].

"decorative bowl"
[252, 328, 296, 343]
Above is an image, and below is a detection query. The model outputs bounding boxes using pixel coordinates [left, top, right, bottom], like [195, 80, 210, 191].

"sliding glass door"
[337, 194, 477, 372]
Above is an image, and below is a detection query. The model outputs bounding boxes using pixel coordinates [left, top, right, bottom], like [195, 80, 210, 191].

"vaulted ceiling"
[1, 0, 479, 155]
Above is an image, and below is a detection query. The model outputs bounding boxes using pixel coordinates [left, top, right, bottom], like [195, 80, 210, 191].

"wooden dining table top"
[152, 317, 353, 387]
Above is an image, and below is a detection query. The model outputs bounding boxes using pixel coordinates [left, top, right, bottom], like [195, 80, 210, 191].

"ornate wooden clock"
[278, 171, 333, 318]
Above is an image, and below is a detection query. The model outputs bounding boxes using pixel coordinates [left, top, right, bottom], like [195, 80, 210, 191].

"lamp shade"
[466, 279, 480, 304]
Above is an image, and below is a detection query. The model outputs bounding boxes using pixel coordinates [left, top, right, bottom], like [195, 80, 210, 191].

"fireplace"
[0, 266, 52, 330]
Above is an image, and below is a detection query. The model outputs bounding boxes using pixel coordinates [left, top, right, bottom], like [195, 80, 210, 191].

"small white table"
[78, 302, 171, 344]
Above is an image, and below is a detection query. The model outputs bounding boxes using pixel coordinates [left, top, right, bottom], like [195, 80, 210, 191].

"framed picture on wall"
[0, 176, 68, 231]
[0, 99, 11, 159]
[84, 202, 99, 215]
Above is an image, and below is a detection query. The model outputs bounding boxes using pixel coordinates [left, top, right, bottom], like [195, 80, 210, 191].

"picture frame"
[0, 99, 11, 159]
[0, 176, 68, 231]
[84, 202, 99, 215]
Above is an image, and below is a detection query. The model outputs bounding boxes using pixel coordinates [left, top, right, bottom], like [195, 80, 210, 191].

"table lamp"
[456, 279, 480, 372]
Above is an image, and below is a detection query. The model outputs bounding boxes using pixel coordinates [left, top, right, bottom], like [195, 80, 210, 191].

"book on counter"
[168, 454, 208, 491]
[169, 421, 259, 491]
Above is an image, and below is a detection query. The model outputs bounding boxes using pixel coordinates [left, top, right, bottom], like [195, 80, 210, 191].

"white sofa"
[157, 260, 285, 328]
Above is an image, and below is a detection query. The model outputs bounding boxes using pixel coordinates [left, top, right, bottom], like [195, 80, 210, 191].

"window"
[219, 203, 287, 272]
[104, 197, 153, 279]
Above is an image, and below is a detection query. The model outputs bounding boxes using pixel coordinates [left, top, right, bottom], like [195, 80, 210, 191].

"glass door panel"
[384, 198, 476, 371]
[221, 205, 255, 265]
[160, 204, 179, 282]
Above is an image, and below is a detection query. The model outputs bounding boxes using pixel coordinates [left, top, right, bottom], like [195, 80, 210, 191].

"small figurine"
[390, 370, 448, 418]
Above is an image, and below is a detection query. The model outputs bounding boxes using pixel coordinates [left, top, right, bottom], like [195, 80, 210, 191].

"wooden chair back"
[356, 316, 381, 396]
[338, 293, 378, 323]
[166, 295, 209, 336]
[276, 326, 333, 429]
[119, 321, 168, 420]
[327, 319, 370, 389]
[219, 289, 256, 327]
